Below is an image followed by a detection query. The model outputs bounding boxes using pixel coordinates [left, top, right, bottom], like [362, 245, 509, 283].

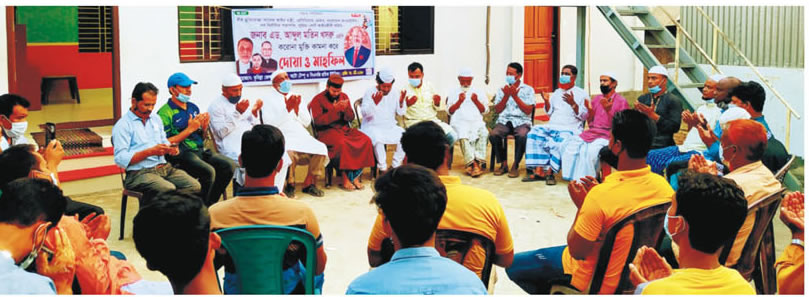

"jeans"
[124, 163, 202, 207]
[168, 149, 235, 206]
[505, 245, 567, 294]
[64, 196, 105, 220]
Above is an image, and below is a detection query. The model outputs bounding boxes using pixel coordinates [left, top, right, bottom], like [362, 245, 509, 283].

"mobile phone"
[44, 122, 56, 146]
[170, 142, 179, 148]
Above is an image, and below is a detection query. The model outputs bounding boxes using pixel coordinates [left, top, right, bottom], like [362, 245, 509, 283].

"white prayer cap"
[222, 73, 243, 87]
[600, 72, 618, 81]
[708, 74, 726, 83]
[377, 68, 394, 83]
[648, 65, 668, 77]
[269, 70, 288, 82]
[458, 67, 473, 78]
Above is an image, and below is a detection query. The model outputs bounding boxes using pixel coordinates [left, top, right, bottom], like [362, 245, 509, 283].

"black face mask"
[600, 85, 612, 95]
[326, 92, 340, 102]
[227, 95, 241, 104]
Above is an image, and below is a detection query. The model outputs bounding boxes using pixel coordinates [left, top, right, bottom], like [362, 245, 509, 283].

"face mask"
[176, 93, 191, 103]
[461, 86, 470, 92]
[2, 118, 28, 139]
[506, 75, 516, 85]
[649, 84, 662, 94]
[227, 95, 241, 104]
[664, 209, 684, 238]
[559, 75, 571, 84]
[704, 99, 715, 104]
[19, 224, 48, 270]
[279, 80, 292, 94]
[408, 78, 421, 88]
[600, 85, 612, 95]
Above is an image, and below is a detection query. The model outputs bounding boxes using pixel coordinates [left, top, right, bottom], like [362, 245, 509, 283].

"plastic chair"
[718, 188, 786, 294]
[215, 225, 319, 294]
[550, 202, 671, 294]
[111, 135, 143, 240]
[435, 229, 496, 289]
[488, 104, 535, 172]
[308, 106, 337, 188]
[774, 155, 795, 183]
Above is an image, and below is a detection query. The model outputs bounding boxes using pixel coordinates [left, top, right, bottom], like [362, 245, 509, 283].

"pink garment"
[50, 216, 142, 295]
[579, 93, 629, 143]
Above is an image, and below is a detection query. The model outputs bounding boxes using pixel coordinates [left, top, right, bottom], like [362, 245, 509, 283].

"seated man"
[208, 125, 327, 294]
[0, 178, 73, 294]
[158, 72, 235, 206]
[133, 190, 222, 294]
[524, 64, 589, 184]
[367, 121, 514, 278]
[308, 73, 374, 191]
[448, 68, 489, 177]
[112, 82, 201, 206]
[560, 72, 628, 181]
[0, 94, 104, 220]
[634, 65, 683, 149]
[776, 191, 804, 294]
[506, 110, 673, 294]
[401, 62, 457, 144]
[360, 68, 406, 175]
[629, 171, 754, 294]
[490, 62, 535, 178]
[265, 70, 329, 197]
[645, 74, 724, 175]
[348, 164, 487, 295]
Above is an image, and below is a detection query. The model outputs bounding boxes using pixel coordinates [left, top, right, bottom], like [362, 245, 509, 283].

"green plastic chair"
[215, 225, 319, 294]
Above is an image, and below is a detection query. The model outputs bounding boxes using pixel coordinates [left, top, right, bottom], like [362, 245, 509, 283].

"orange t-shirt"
[367, 175, 513, 277]
[561, 166, 673, 293]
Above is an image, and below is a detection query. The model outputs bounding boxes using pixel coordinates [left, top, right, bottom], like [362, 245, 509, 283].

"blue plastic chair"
[215, 225, 319, 294]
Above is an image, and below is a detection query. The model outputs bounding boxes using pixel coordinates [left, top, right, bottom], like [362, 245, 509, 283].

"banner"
[232, 8, 376, 85]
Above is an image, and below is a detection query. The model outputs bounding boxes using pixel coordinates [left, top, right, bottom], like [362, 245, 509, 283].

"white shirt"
[207, 95, 259, 162]
[679, 101, 722, 152]
[262, 89, 328, 156]
[359, 86, 406, 145]
[546, 86, 589, 132]
[237, 61, 250, 75]
[447, 86, 488, 141]
[0, 132, 28, 152]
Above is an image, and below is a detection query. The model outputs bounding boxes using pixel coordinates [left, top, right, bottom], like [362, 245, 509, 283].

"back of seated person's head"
[133, 190, 212, 289]
[729, 81, 766, 113]
[611, 109, 656, 159]
[0, 144, 37, 186]
[401, 121, 448, 170]
[0, 178, 66, 229]
[721, 119, 768, 163]
[240, 124, 285, 178]
[372, 164, 447, 248]
[675, 171, 747, 254]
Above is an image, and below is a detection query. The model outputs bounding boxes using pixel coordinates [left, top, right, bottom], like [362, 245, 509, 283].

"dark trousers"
[64, 196, 104, 221]
[124, 163, 202, 207]
[489, 122, 530, 169]
[168, 149, 235, 206]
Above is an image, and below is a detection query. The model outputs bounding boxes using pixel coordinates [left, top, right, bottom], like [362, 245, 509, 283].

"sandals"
[302, 184, 324, 197]
[521, 173, 544, 182]
[546, 173, 557, 185]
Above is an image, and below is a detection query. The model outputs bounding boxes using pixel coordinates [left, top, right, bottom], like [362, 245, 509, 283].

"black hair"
[252, 53, 262, 58]
[507, 62, 523, 75]
[372, 164, 447, 247]
[0, 144, 38, 186]
[261, 41, 272, 47]
[131, 82, 159, 102]
[562, 64, 578, 76]
[133, 190, 211, 290]
[238, 37, 253, 46]
[0, 178, 66, 229]
[241, 124, 285, 178]
[612, 109, 656, 159]
[675, 171, 747, 254]
[407, 62, 423, 73]
[401, 121, 448, 170]
[0, 94, 30, 118]
[729, 80, 766, 113]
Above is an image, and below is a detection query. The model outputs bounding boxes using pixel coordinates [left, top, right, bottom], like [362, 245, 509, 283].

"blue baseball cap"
[167, 72, 198, 88]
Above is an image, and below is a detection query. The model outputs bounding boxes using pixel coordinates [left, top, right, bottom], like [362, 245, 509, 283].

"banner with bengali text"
[232, 8, 376, 85]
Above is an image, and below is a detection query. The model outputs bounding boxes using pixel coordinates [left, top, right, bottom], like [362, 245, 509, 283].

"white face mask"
[461, 86, 470, 92]
[2, 118, 28, 139]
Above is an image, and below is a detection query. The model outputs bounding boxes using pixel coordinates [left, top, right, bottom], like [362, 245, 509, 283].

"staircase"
[597, 6, 712, 111]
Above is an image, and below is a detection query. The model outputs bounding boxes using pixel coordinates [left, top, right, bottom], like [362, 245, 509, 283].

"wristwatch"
[791, 238, 804, 248]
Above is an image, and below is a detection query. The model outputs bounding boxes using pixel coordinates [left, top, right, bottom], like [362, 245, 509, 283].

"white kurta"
[447, 86, 488, 141]
[262, 89, 328, 157]
[359, 87, 406, 145]
[545, 86, 590, 133]
[207, 95, 260, 162]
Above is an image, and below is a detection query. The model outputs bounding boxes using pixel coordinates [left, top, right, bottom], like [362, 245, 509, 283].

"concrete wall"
[119, 6, 518, 116]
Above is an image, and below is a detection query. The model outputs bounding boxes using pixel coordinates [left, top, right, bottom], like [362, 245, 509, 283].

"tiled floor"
[63, 142, 793, 295]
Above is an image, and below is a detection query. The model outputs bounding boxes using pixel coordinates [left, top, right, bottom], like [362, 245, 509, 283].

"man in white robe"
[359, 68, 406, 174]
[447, 68, 488, 177]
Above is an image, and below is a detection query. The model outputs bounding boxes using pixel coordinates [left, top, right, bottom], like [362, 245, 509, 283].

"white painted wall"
[0, 11, 8, 94]
[118, 6, 518, 116]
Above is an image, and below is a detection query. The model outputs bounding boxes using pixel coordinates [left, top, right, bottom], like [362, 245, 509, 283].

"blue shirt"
[346, 247, 487, 295]
[705, 114, 772, 162]
[113, 110, 170, 171]
[0, 251, 57, 294]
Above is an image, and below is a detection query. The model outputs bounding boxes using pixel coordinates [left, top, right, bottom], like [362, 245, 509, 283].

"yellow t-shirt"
[561, 166, 673, 294]
[367, 175, 513, 277]
[639, 266, 755, 294]
[776, 243, 804, 294]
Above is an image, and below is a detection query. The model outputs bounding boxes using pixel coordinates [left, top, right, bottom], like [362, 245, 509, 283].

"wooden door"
[524, 6, 556, 94]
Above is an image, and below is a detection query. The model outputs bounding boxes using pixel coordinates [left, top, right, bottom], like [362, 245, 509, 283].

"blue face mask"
[649, 84, 662, 94]
[176, 93, 191, 103]
[704, 99, 715, 104]
[506, 75, 516, 85]
[409, 78, 421, 88]
[227, 95, 241, 104]
[279, 80, 292, 93]
[559, 75, 571, 84]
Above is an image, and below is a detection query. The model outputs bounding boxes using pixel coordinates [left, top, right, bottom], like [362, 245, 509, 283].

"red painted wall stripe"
[25, 44, 112, 89]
